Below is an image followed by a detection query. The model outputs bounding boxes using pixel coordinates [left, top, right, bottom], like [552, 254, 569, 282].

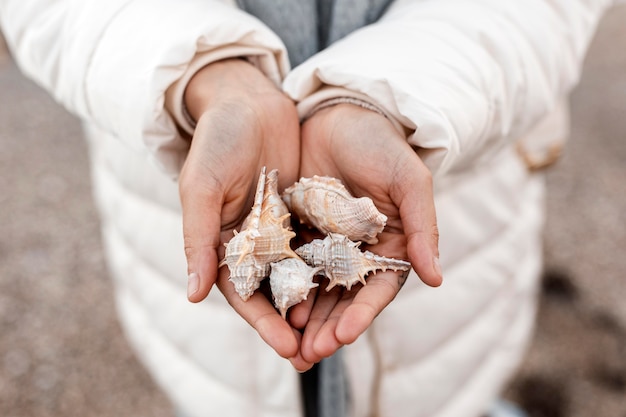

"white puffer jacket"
[0, 1, 617, 416]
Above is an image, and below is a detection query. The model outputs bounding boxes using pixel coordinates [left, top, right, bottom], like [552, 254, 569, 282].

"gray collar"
[236, 0, 393, 67]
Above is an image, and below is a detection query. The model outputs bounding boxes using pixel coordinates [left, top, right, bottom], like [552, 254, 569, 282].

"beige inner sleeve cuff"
[164, 45, 284, 136]
[296, 86, 408, 136]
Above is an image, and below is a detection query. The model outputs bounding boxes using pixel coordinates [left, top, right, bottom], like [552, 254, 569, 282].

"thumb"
[180, 178, 224, 303]
[393, 159, 442, 287]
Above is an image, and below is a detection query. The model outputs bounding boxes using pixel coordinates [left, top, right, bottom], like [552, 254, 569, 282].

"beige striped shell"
[282, 176, 387, 244]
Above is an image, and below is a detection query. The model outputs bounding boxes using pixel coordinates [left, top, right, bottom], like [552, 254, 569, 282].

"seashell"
[296, 233, 411, 291]
[282, 176, 387, 244]
[269, 258, 322, 319]
[220, 167, 299, 301]
[263, 168, 292, 228]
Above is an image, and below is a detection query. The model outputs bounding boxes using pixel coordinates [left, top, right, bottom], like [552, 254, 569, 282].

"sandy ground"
[1, 6, 625, 417]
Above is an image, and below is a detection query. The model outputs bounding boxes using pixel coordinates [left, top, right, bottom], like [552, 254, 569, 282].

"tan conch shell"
[282, 176, 387, 244]
[220, 167, 299, 301]
[296, 233, 411, 291]
[269, 258, 322, 319]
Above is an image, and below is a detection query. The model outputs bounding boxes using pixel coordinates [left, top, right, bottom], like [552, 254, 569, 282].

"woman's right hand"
[178, 58, 310, 369]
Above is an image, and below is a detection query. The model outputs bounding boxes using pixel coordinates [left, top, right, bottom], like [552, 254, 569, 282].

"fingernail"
[433, 257, 442, 278]
[187, 272, 200, 298]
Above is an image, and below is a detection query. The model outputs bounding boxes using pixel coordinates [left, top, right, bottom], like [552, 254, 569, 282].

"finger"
[180, 176, 224, 302]
[300, 286, 344, 363]
[311, 309, 345, 359]
[288, 329, 315, 372]
[186, 249, 219, 303]
[288, 277, 321, 330]
[334, 270, 402, 345]
[216, 271, 299, 359]
[391, 158, 442, 287]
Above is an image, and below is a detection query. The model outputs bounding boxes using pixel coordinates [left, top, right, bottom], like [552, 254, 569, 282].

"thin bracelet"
[303, 96, 387, 121]
[181, 101, 198, 131]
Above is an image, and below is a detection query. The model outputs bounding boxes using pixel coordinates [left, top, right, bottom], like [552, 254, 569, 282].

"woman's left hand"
[290, 103, 442, 364]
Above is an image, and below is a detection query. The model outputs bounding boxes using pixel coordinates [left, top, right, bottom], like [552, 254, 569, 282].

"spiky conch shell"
[296, 233, 411, 291]
[282, 175, 387, 244]
[269, 258, 322, 319]
[220, 168, 299, 301]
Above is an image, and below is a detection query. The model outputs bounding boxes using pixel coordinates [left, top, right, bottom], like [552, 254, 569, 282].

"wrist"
[184, 58, 248, 121]
[184, 58, 280, 122]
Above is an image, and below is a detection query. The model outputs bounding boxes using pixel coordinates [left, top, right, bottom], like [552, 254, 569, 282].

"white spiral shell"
[269, 258, 322, 319]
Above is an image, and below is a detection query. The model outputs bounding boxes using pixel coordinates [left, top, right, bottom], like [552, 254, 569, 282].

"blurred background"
[0, 5, 625, 417]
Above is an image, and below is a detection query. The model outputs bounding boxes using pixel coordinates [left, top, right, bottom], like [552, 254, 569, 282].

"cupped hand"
[290, 103, 442, 364]
[178, 59, 310, 369]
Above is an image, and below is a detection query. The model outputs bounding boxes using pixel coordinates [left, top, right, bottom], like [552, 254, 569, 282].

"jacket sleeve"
[0, 0, 289, 176]
[283, 0, 617, 175]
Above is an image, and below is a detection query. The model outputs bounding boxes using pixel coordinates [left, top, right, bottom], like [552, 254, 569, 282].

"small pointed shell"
[220, 167, 299, 301]
[296, 233, 411, 291]
[282, 176, 387, 244]
[263, 168, 291, 228]
[269, 258, 321, 319]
